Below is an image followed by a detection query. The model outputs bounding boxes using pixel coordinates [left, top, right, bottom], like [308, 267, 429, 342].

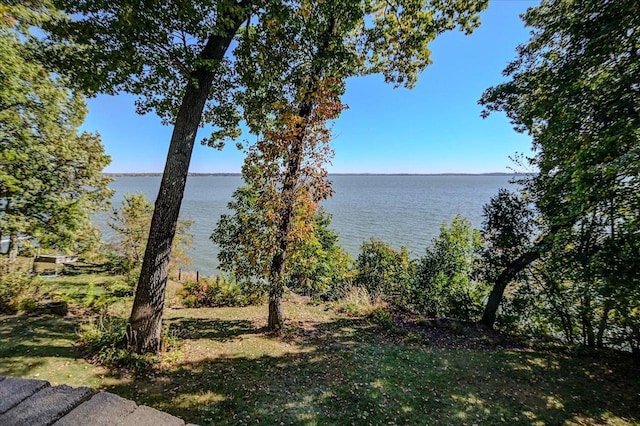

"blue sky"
[81, 0, 540, 174]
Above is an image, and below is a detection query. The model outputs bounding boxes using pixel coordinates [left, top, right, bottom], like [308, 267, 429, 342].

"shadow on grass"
[0, 315, 79, 377]
[168, 317, 259, 342]
[1, 312, 638, 425]
[107, 316, 640, 426]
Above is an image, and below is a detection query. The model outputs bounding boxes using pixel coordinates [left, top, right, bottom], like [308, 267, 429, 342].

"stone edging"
[0, 376, 198, 426]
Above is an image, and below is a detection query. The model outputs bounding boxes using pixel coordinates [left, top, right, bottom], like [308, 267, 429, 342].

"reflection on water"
[96, 174, 517, 276]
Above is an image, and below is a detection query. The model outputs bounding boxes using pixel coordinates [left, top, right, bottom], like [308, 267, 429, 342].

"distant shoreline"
[104, 172, 533, 177]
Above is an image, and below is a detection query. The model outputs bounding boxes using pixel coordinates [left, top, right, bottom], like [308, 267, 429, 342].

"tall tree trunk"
[267, 103, 308, 331]
[127, 14, 246, 354]
[0, 231, 4, 275]
[7, 234, 18, 274]
[582, 294, 596, 347]
[266, 17, 338, 331]
[631, 325, 639, 357]
[480, 226, 564, 329]
[596, 304, 609, 348]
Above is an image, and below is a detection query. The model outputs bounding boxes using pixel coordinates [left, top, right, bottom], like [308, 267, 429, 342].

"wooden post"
[178, 268, 181, 282]
[196, 271, 199, 282]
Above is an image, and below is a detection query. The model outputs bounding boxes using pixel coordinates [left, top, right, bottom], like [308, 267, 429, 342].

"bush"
[368, 308, 394, 330]
[0, 273, 42, 314]
[77, 316, 180, 371]
[286, 211, 354, 298]
[106, 278, 134, 297]
[333, 285, 382, 316]
[77, 316, 127, 361]
[178, 276, 265, 308]
[413, 216, 485, 321]
[354, 239, 415, 305]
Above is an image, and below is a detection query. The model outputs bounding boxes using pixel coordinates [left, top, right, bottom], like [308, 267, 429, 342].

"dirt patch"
[393, 313, 525, 350]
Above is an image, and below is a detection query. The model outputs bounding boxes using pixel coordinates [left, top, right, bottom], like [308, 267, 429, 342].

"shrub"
[76, 316, 180, 371]
[178, 276, 265, 308]
[0, 273, 42, 314]
[77, 316, 127, 361]
[368, 308, 394, 330]
[354, 239, 416, 305]
[413, 216, 485, 321]
[286, 211, 354, 298]
[106, 278, 134, 297]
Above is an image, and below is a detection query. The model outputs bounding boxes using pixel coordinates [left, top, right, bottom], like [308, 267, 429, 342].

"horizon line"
[104, 171, 532, 177]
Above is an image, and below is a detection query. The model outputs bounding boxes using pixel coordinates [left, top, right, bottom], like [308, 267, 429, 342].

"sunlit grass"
[1, 287, 639, 425]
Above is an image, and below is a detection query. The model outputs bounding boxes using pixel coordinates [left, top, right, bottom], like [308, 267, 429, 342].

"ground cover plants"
[1, 272, 639, 425]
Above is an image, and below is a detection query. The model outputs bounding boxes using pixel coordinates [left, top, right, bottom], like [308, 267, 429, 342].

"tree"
[46, 0, 251, 352]
[478, 189, 538, 327]
[45, 0, 488, 349]
[108, 193, 193, 280]
[0, 2, 111, 272]
[212, 184, 273, 288]
[225, 0, 488, 329]
[108, 194, 153, 274]
[415, 215, 483, 320]
[479, 0, 640, 339]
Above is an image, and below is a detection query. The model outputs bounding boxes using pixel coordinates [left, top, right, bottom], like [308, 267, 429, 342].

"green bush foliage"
[0, 273, 42, 314]
[368, 308, 395, 330]
[215, 205, 352, 300]
[77, 316, 179, 371]
[286, 211, 354, 298]
[414, 216, 485, 320]
[105, 278, 135, 297]
[178, 276, 265, 308]
[354, 239, 415, 305]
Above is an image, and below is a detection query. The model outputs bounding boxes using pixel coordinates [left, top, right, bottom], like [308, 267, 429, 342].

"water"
[98, 174, 516, 276]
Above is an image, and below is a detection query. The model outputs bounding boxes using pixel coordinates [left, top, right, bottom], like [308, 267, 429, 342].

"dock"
[32, 254, 78, 276]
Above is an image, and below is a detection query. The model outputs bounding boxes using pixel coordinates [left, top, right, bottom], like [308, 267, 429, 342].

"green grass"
[1, 283, 639, 425]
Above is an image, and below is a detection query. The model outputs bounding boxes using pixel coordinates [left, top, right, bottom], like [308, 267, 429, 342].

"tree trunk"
[596, 302, 610, 348]
[268, 290, 284, 330]
[7, 234, 18, 274]
[581, 294, 596, 347]
[479, 249, 542, 328]
[127, 15, 246, 354]
[265, 17, 338, 331]
[266, 115, 306, 330]
[479, 226, 564, 329]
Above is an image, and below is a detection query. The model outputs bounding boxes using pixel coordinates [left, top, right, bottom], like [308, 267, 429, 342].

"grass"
[1, 274, 639, 425]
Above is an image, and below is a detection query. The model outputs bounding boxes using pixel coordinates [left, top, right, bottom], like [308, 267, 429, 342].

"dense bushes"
[77, 316, 180, 370]
[346, 218, 487, 322]
[0, 273, 42, 314]
[178, 276, 265, 308]
[413, 216, 485, 321]
[286, 212, 354, 298]
[354, 239, 415, 304]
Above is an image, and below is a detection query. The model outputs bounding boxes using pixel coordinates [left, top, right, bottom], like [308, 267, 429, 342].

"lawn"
[1, 274, 639, 425]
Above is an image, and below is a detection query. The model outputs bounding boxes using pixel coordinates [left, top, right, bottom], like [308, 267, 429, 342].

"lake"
[98, 174, 517, 276]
